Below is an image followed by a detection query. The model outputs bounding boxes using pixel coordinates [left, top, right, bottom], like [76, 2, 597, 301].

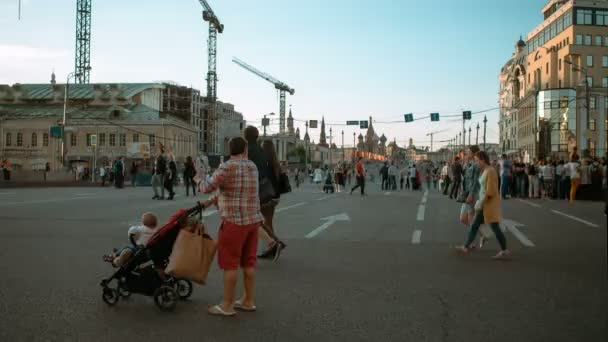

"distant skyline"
[0, 0, 549, 149]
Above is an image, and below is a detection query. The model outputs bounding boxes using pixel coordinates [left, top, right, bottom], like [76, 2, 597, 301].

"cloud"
[0, 44, 69, 59]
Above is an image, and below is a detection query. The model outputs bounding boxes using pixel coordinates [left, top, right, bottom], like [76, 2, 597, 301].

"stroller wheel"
[154, 286, 177, 312]
[175, 279, 193, 300]
[102, 288, 119, 306]
[118, 286, 131, 299]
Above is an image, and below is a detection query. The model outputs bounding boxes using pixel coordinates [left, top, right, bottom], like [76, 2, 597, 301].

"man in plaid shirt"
[200, 137, 263, 317]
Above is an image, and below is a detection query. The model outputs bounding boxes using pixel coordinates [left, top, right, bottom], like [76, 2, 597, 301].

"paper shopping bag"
[166, 225, 217, 285]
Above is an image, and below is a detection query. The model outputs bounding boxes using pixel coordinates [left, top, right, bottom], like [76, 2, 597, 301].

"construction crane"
[74, 0, 92, 84]
[198, 0, 223, 154]
[232, 57, 295, 134]
[426, 129, 449, 152]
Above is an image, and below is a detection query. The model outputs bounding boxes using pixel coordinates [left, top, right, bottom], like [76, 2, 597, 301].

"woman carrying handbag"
[456, 151, 510, 259]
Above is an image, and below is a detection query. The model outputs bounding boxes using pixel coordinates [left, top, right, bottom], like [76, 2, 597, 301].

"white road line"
[0, 192, 16, 195]
[74, 193, 96, 197]
[305, 221, 334, 238]
[551, 210, 599, 228]
[316, 195, 335, 201]
[416, 205, 425, 221]
[412, 230, 422, 244]
[517, 199, 541, 208]
[384, 192, 392, 195]
[504, 225, 535, 247]
[421, 196, 427, 204]
[276, 202, 307, 213]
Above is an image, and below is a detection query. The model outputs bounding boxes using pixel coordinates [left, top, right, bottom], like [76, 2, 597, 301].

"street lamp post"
[565, 59, 590, 153]
[341, 130, 344, 162]
[476, 123, 480, 145]
[262, 112, 275, 137]
[468, 127, 471, 146]
[483, 115, 488, 151]
[329, 127, 333, 168]
[62, 71, 81, 168]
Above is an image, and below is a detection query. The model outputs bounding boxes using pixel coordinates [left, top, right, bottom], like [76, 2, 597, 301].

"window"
[564, 11, 572, 27]
[577, 9, 593, 25]
[16, 133, 23, 147]
[597, 35, 603, 46]
[551, 100, 559, 109]
[149, 134, 155, 147]
[589, 119, 596, 130]
[590, 96, 596, 109]
[550, 23, 556, 38]
[559, 58, 562, 70]
[589, 140, 596, 156]
[5, 133, 11, 146]
[43, 133, 49, 147]
[86, 134, 92, 147]
[31, 133, 37, 147]
[119, 133, 126, 147]
[597, 10, 608, 26]
[559, 79, 562, 88]
[587, 76, 593, 87]
[603, 77, 608, 88]
[587, 55, 594, 67]
[603, 56, 608, 67]
[133, 133, 139, 143]
[585, 35, 592, 45]
[557, 16, 564, 32]
[546, 62, 549, 74]
[545, 101, 551, 109]
[70, 133, 76, 146]
[605, 36, 608, 46]
[576, 34, 583, 45]
[99, 133, 105, 146]
[109, 133, 116, 146]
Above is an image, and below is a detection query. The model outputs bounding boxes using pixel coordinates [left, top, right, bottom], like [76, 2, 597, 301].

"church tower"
[287, 106, 295, 135]
[318, 116, 328, 147]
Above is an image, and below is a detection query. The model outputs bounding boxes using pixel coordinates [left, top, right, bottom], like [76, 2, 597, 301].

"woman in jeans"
[457, 151, 510, 259]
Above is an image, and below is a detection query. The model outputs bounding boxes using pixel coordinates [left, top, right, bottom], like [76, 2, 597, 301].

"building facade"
[215, 100, 245, 156]
[0, 83, 198, 171]
[500, 0, 608, 160]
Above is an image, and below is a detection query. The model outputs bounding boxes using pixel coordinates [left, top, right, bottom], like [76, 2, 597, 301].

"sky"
[0, 0, 548, 149]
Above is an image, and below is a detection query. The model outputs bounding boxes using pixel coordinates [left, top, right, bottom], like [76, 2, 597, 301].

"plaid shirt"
[202, 155, 263, 225]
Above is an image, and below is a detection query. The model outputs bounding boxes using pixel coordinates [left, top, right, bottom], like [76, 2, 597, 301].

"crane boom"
[198, 0, 223, 32]
[232, 58, 294, 94]
[426, 128, 448, 137]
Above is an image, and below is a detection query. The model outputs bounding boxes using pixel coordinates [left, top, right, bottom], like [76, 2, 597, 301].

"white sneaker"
[492, 250, 511, 260]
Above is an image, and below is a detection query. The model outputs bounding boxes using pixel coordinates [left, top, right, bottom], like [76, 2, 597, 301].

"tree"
[287, 146, 306, 164]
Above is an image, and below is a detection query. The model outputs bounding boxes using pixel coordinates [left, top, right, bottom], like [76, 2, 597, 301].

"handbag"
[165, 224, 217, 285]
[259, 176, 276, 204]
[459, 203, 473, 226]
[278, 172, 291, 194]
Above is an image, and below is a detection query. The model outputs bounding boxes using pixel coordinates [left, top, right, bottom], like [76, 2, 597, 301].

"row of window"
[574, 34, 608, 47]
[70, 133, 157, 147]
[5, 133, 49, 147]
[576, 9, 608, 26]
[528, 10, 572, 54]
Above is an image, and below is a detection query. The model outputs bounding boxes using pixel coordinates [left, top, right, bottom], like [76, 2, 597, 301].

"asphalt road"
[0, 180, 606, 342]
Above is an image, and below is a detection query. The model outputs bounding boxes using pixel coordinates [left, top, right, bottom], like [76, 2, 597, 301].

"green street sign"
[49, 126, 62, 138]
[430, 113, 440, 121]
[404, 113, 414, 122]
[463, 111, 472, 120]
[309, 120, 318, 129]
[347, 121, 359, 126]
[359, 121, 369, 129]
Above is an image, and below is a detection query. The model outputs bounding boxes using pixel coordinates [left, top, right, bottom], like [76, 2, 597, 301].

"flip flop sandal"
[234, 300, 257, 312]
[208, 305, 236, 317]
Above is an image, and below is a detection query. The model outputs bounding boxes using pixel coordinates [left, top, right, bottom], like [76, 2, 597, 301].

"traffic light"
[463, 111, 472, 120]
[360, 120, 369, 129]
[404, 113, 414, 122]
[430, 113, 439, 122]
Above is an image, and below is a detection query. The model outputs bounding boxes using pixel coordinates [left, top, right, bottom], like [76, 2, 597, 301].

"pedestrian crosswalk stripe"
[412, 230, 422, 244]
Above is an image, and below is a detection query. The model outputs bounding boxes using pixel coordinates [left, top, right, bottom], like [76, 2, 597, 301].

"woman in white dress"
[313, 166, 324, 185]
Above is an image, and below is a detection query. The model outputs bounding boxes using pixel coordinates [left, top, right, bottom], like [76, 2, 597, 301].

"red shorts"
[217, 221, 259, 270]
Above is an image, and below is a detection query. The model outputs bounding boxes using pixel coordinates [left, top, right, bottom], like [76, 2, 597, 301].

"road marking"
[0, 197, 96, 207]
[316, 195, 336, 201]
[421, 196, 427, 204]
[384, 192, 392, 195]
[412, 230, 422, 244]
[276, 202, 307, 213]
[551, 210, 599, 228]
[306, 213, 350, 238]
[501, 220, 535, 247]
[0, 192, 16, 195]
[518, 199, 541, 208]
[74, 192, 96, 197]
[416, 205, 425, 221]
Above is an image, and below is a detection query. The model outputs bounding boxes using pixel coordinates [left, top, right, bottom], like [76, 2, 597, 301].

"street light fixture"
[262, 112, 275, 136]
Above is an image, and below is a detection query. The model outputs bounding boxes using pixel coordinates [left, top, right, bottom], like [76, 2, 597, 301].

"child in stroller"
[103, 212, 158, 267]
[100, 204, 203, 311]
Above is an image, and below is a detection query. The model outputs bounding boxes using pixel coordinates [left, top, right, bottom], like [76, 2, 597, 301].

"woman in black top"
[258, 140, 285, 260]
[183, 156, 197, 196]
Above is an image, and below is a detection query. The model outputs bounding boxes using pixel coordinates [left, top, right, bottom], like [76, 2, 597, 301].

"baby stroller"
[100, 204, 203, 311]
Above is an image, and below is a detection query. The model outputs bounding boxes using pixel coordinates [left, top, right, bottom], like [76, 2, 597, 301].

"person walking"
[350, 157, 366, 195]
[388, 162, 398, 191]
[100, 165, 107, 187]
[499, 154, 512, 199]
[528, 161, 539, 199]
[183, 156, 197, 196]
[441, 162, 450, 195]
[456, 151, 510, 259]
[44, 162, 50, 181]
[113, 157, 125, 189]
[129, 161, 138, 187]
[164, 155, 177, 200]
[258, 140, 286, 259]
[380, 162, 389, 191]
[449, 157, 463, 199]
[566, 154, 581, 202]
[541, 160, 555, 199]
[200, 137, 263, 317]
[556, 160, 565, 199]
[408, 164, 417, 191]
[152, 148, 167, 200]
